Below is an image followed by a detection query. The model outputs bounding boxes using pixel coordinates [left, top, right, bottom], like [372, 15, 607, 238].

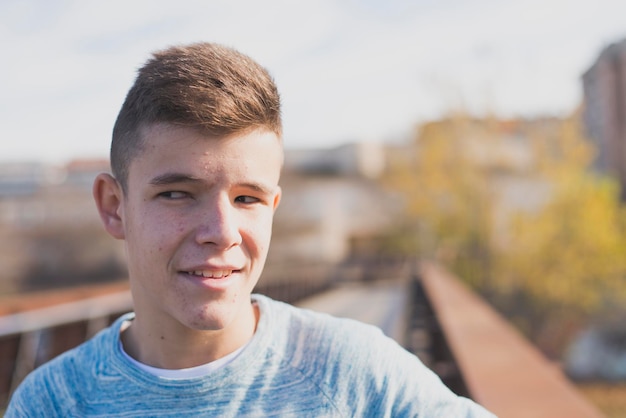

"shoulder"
[255, 293, 387, 358]
[253, 295, 406, 405]
[253, 295, 496, 417]
[5, 314, 130, 417]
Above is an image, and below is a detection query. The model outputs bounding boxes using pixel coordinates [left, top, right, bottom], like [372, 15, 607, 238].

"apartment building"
[582, 39, 626, 198]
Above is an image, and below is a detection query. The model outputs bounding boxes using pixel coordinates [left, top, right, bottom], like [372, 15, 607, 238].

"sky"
[2, 0, 626, 164]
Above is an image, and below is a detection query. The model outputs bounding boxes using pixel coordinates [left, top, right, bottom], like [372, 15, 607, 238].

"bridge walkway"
[296, 278, 408, 344]
[0, 262, 606, 416]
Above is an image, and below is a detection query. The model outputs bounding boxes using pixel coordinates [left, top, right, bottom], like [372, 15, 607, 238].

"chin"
[181, 301, 246, 331]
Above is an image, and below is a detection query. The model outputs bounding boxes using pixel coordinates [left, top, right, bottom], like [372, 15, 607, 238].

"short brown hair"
[111, 42, 282, 189]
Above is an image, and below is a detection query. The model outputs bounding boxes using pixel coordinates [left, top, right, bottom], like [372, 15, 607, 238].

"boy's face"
[104, 123, 282, 335]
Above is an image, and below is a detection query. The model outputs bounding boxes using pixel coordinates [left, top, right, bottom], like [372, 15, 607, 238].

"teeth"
[191, 270, 232, 278]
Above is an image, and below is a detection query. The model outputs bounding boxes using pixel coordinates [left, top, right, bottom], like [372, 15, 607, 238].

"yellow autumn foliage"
[496, 117, 626, 313]
[385, 112, 626, 318]
[385, 113, 496, 288]
[501, 177, 626, 307]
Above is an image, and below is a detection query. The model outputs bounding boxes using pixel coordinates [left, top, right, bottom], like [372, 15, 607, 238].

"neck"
[121, 302, 259, 369]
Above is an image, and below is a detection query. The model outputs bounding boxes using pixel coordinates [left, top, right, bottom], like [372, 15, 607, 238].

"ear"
[272, 186, 282, 211]
[93, 173, 126, 240]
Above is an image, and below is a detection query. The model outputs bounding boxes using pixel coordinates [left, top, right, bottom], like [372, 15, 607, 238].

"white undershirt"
[119, 322, 249, 379]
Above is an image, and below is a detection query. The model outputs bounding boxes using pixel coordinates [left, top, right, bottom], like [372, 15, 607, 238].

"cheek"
[131, 212, 188, 251]
[247, 215, 274, 252]
[155, 222, 188, 247]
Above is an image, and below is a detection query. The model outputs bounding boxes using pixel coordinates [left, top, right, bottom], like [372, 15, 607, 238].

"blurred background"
[2, 0, 626, 416]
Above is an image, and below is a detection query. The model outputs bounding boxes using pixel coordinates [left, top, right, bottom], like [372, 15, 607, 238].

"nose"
[194, 195, 242, 249]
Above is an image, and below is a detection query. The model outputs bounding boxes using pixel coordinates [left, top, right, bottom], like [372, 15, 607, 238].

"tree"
[494, 116, 626, 330]
[384, 111, 626, 357]
[384, 113, 496, 289]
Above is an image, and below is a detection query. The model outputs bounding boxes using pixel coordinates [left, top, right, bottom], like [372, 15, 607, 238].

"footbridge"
[0, 260, 604, 417]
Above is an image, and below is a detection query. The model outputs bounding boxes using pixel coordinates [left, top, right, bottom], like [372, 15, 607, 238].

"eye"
[158, 191, 191, 200]
[235, 195, 260, 204]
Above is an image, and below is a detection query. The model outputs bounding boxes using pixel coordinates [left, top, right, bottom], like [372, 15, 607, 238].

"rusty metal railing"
[418, 262, 604, 418]
[0, 290, 133, 407]
[0, 259, 607, 416]
[0, 263, 347, 408]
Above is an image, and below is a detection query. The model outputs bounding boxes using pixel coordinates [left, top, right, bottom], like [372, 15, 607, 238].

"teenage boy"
[7, 42, 495, 417]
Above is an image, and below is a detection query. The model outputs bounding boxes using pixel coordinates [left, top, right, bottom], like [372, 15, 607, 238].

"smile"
[187, 270, 233, 279]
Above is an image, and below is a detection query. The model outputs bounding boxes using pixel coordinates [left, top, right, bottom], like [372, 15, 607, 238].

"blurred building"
[284, 142, 386, 179]
[0, 159, 109, 228]
[269, 142, 399, 264]
[0, 159, 123, 294]
[0, 146, 399, 293]
[410, 117, 557, 249]
[582, 39, 626, 198]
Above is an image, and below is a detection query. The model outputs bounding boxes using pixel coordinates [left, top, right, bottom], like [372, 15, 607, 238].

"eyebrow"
[149, 172, 203, 186]
[239, 182, 276, 196]
[148, 172, 276, 195]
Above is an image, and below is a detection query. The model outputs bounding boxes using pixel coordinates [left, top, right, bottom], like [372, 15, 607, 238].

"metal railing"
[417, 262, 604, 418]
[0, 263, 344, 408]
[0, 259, 607, 416]
[0, 290, 133, 406]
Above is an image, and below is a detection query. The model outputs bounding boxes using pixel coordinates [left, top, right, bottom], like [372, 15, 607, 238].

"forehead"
[127, 123, 283, 183]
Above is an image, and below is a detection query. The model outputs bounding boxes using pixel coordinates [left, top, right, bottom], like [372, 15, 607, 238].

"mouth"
[186, 270, 234, 279]
[180, 268, 244, 291]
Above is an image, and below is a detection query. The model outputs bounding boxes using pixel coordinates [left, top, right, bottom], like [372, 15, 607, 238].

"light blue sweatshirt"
[6, 294, 496, 417]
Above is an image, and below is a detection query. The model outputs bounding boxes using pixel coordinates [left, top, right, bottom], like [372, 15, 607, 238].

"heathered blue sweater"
[6, 294, 495, 417]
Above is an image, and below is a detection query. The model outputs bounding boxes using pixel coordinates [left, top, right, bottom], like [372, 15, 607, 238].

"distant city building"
[0, 159, 121, 294]
[409, 117, 558, 250]
[64, 159, 111, 190]
[0, 151, 398, 293]
[284, 142, 386, 179]
[0, 162, 64, 197]
[582, 39, 626, 198]
[267, 143, 396, 263]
